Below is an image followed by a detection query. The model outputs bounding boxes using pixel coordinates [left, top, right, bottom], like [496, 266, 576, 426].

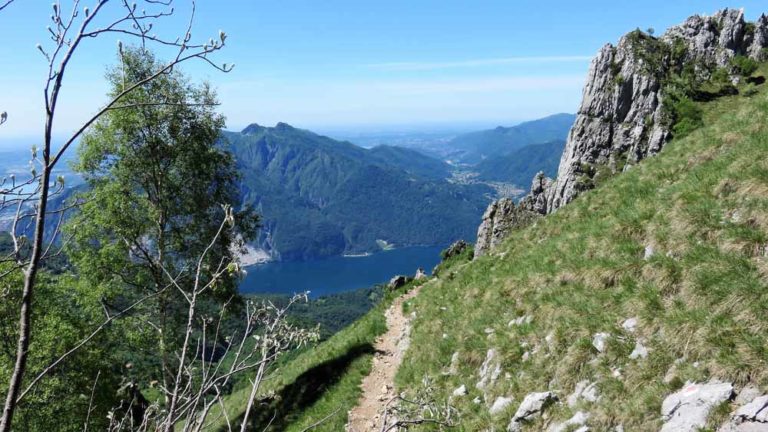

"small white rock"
[622, 317, 638, 333]
[629, 341, 649, 359]
[593, 332, 610, 353]
[452, 384, 467, 397]
[489, 396, 514, 415]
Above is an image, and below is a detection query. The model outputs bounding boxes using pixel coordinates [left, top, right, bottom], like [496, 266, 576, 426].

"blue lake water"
[238, 246, 444, 297]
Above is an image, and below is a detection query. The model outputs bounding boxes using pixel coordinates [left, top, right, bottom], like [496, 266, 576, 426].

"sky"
[1, 1, 767, 147]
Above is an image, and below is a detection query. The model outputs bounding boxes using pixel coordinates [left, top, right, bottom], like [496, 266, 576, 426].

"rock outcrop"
[474, 197, 540, 258]
[660, 380, 734, 432]
[507, 391, 559, 431]
[474, 9, 768, 257]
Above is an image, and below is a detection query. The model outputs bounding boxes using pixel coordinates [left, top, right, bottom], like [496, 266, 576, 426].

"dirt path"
[346, 286, 422, 431]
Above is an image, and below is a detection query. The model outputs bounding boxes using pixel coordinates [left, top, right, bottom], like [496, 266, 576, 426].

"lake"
[238, 246, 444, 297]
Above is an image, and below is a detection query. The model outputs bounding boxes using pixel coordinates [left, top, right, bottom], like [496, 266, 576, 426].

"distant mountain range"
[443, 113, 575, 164]
[221, 123, 493, 261]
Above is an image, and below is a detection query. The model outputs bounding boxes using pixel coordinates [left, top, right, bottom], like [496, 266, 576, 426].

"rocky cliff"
[475, 9, 768, 257]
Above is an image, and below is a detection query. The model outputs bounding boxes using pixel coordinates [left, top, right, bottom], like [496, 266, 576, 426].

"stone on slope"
[507, 391, 558, 432]
[476, 349, 502, 390]
[719, 394, 768, 431]
[568, 380, 600, 407]
[490, 396, 515, 415]
[452, 384, 468, 397]
[592, 332, 610, 353]
[629, 340, 649, 359]
[548, 411, 590, 432]
[661, 380, 734, 432]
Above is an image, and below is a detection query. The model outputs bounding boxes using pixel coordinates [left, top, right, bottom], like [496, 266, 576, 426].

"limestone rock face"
[474, 198, 540, 258]
[507, 391, 559, 432]
[661, 380, 734, 432]
[473, 9, 768, 257]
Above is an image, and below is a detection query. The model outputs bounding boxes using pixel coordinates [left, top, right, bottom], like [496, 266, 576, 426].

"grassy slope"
[395, 71, 768, 430]
[211, 282, 427, 431]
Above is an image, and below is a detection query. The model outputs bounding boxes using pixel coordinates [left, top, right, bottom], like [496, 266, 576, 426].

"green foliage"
[475, 140, 565, 187]
[62, 46, 258, 417]
[223, 125, 491, 261]
[730, 55, 759, 77]
[669, 95, 704, 137]
[445, 113, 575, 164]
[394, 67, 768, 430]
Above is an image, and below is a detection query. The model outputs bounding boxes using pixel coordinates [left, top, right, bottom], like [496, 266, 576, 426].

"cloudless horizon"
[1, 1, 767, 147]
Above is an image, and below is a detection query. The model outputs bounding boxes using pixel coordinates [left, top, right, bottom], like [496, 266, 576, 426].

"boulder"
[476, 349, 502, 391]
[507, 391, 558, 431]
[474, 198, 540, 258]
[387, 275, 412, 290]
[661, 380, 734, 432]
[719, 394, 768, 431]
[414, 267, 427, 280]
[490, 396, 515, 415]
[441, 240, 469, 260]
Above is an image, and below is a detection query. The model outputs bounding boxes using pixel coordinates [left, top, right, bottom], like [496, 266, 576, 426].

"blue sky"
[1, 1, 767, 146]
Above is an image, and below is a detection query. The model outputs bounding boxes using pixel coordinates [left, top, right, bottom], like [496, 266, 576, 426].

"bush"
[730, 55, 759, 77]
[670, 96, 704, 137]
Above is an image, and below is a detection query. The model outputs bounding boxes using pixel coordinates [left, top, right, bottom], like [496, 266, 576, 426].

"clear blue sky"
[1, 1, 766, 145]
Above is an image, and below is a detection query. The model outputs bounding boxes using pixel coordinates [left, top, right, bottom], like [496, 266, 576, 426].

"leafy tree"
[65, 47, 258, 399]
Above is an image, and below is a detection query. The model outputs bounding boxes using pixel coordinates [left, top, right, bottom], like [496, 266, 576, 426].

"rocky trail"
[346, 286, 422, 431]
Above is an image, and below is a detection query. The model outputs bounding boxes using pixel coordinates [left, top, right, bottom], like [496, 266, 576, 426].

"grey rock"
[448, 352, 460, 375]
[548, 411, 590, 432]
[736, 385, 763, 406]
[507, 391, 559, 432]
[629, 340, 649, 359]
[474, 198, 541, 257]
[592, 332, 610, 353]
[622, 317, 639, 333]
[568, 380, 600, 407]
[441, 239, 469, 260]
[478, 9, 768, 257]
[387, 275, 412, 290]
[661, 380, 734, 432]
[476, 349, 502, 390]
[452, 384, 468, 397]
[719, 394, 768, 431]
[490, 396, 515, 415]
[414, 267, 427, 280]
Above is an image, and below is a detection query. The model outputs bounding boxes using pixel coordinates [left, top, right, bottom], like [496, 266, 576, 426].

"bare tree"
[97, 206, 319, 432]
[0, 1, 234, 430]
[380, 377, 457, 432]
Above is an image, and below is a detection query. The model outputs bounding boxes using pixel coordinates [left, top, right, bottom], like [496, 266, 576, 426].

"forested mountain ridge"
[213, 10, 768, 432]
[221, 123, 492, 261]
[445, 113, 575, 164]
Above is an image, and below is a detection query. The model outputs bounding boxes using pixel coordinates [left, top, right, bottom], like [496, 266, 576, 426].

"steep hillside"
[221, 123, 492, 261]
[446, 113, 575, 164]
[395, 65, 768, 431]
[210, 12, 768, 432]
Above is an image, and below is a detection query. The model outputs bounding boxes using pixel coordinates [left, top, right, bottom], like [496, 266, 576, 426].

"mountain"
[215, 9, 768, 431]
[444, 113, 575, 164]
[221, 123, 492, 261]
[475, 140, 565, 187]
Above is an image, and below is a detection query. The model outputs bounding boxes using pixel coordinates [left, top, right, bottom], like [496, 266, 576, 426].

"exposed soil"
[346, 286, 421, 431]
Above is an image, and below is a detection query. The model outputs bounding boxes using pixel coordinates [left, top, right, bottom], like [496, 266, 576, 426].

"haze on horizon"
[1, 0, 767, 147]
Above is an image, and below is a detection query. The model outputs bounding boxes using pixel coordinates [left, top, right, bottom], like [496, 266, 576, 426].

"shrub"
[670, 96, 703, 137]
[730, 55, 759, 77]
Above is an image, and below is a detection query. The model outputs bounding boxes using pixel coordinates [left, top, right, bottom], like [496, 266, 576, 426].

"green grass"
[393, 66, 768, 430]
[209, 279, 431, 431]
[213, 68, 768, 431]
